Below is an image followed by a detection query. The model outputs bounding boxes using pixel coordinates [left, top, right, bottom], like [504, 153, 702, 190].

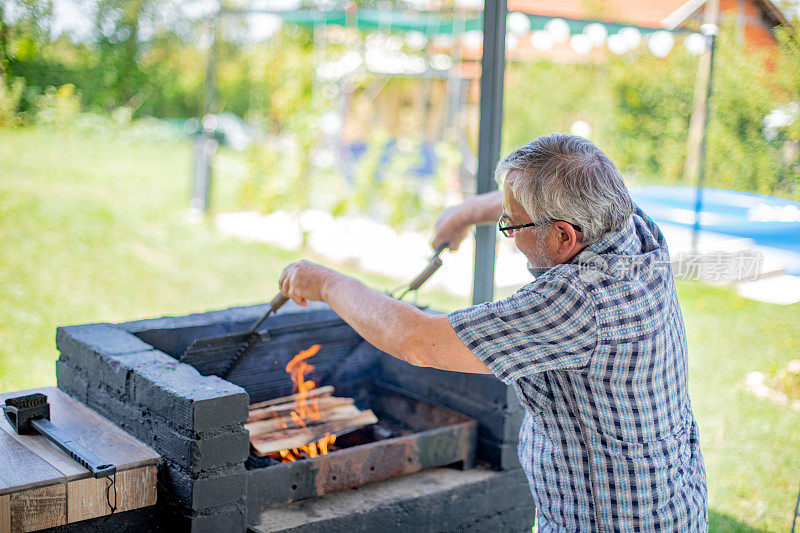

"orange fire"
[286, 344, 322, 426]
[274, 344, 337, 463]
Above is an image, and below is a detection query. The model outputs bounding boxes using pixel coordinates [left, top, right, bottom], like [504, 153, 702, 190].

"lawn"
[1, 126, 798, 531]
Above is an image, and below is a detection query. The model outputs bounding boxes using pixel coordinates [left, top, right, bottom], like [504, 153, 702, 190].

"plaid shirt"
[449, 206, 707, 532]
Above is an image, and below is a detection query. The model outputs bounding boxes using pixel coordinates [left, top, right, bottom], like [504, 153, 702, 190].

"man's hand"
[279, 260, 341, 307]
[432, 205, 472, 252]
[431, 191, 504, 252]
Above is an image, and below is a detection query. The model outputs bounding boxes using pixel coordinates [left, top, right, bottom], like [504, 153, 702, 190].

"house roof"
[507, 0, 687, 28]
[506, 0, 789, 30]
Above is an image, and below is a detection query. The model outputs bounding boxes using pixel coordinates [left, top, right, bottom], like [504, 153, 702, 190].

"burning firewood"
[247, 396, 354, 423]
[249, 410, 378, 457]
[248, 385, 335, 410]
[247, 402, 365, 434]
[246, 344, 378, 461]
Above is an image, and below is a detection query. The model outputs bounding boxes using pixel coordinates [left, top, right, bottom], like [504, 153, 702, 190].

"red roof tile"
[506, 0, 692, 28]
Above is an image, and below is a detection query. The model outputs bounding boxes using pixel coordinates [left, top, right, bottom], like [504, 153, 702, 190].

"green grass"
[1, 126, 798, 531]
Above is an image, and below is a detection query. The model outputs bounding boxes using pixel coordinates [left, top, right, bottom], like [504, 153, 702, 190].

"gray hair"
[496, 133, 633, 244]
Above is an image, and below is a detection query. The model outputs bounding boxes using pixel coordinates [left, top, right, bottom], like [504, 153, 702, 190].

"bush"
[503, 20, 794, 198]
[36, 83, 81, 128]
[605, 48, 696, 184]
[0, 75, 25, 127]
[705, 20, 786, 196]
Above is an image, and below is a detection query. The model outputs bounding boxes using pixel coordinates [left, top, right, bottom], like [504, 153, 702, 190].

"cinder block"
[477, 438, 522, 470]
[379, 356, 523, 459]
[165, 463, 247, 511]
[100, 350, 177, 398]
[130, 359, 248, 433]
[380, 355, 510, 406]
[82, 381, 247, 473]
[83, 384, 156, 444]
[191, 379, 250, 432]
[56, 361, 89, 402]
[187, 503, 248, 533]
[56, 323, 154, 372]
[250, 467, 534, 533]
[151, 421, 250, 473]
[195, 426, 250, 471]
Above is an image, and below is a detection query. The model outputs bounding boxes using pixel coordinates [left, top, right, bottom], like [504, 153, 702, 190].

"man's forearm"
[461, 190, 503, 226]
[280, 261, 491, 374]
[320, 273, 429, 364]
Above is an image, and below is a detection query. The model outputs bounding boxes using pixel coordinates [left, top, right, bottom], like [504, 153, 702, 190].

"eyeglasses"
[497, 214, 582, 238]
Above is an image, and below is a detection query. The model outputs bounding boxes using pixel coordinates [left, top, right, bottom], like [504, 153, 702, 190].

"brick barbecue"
[55, 302, 535, 532]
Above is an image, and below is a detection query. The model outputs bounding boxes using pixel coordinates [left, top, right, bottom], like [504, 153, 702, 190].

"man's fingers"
[278, 265, 293, 296]
[279, 263, 310, 307]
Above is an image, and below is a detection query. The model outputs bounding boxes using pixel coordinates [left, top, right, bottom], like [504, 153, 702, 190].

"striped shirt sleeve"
[448, 278, 597, 384]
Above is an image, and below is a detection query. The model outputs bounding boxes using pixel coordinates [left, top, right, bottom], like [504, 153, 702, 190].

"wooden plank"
[0, 388, 159, 472]
[248, 386, 334, 410]
[9, 483, 65, 532]
[247, 396, 354, 423]
[0, 494, 10, 533]
[246, 404, 364, 436]
[0, 433, 64, 496]
[67, 465, 157, 523]
[251, 410, 377, 456]
[0, 426, 86, 483]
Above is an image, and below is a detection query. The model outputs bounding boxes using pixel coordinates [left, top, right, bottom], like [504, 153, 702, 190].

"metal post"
[472, 0, 507, 305]
[191, 5, 221, 214]
[690, 24, 718, 253]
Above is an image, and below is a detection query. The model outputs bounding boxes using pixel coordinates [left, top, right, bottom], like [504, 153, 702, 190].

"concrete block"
[56, 323, 154, 372]
[101, 350, 177, 398]
[250, 467, 534, 533]
[379, 362, 523, 450]
[477, 438, 522, 470]
[83, 384, 156, 445]
[380, 355, 510, 406]
[195, 426, 250, 471]
[130, 359, 248, 432]
[56, 361, 89, 403]
[166, 464, 247, 511]
[188, 503, 248, 533]
[191, 377, 249, 432]
[81, 379, 247, 473]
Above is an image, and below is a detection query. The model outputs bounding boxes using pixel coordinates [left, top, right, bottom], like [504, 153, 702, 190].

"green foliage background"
[503, 18, 800, 198]
[1, 4, 799, 208]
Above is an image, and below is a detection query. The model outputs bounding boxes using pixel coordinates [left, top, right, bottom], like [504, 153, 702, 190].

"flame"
[286, 344, 322, 425]
[275, 434, 337, 463]
[274, 345, 337, 463]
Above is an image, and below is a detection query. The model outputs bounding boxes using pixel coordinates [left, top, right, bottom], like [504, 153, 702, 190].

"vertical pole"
[472, 0, 506, 305]
[685, 0, 719, 252]
[204, 6, 220, 117]
[690, 23, 718, 253]
[191, 5, 221, 214]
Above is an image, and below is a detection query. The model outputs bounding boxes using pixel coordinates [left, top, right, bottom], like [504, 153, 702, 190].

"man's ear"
[554, 221, 581, 253]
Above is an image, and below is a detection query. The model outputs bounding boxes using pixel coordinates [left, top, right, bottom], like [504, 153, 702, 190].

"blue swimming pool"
[629, 186, 800, 275]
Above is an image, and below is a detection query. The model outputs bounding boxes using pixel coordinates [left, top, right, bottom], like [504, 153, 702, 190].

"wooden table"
[0, 387, 160, 532]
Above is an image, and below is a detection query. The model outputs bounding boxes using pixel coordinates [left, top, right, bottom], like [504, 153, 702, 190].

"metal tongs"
[391, 244, 448, 301]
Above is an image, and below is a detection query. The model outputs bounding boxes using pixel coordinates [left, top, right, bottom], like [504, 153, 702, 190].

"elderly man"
[279, 133, 708, 531]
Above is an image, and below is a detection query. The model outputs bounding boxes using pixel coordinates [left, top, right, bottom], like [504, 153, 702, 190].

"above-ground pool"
[629, 186, 800, 275]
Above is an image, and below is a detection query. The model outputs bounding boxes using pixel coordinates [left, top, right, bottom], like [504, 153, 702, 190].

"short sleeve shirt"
[449, 207, 708, 532]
